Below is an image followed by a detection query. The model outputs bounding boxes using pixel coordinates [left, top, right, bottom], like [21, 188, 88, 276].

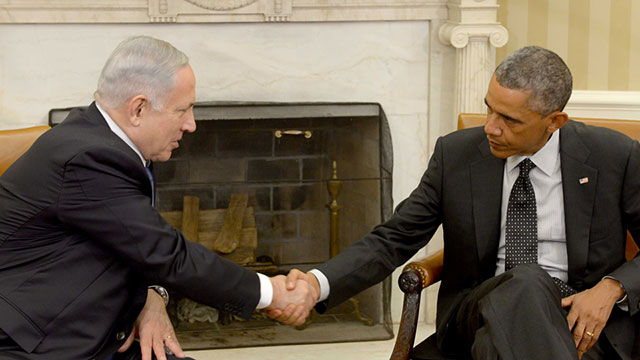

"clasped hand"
[265, 270, 320, 326]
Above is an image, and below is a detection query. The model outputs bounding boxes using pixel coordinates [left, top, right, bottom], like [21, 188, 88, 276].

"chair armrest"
[401, 249, 444, 291]
[390, 249, 444, 360]
[0, 126, 50, 175]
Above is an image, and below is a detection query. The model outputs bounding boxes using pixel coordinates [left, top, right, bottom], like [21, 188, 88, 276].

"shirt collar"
[96, 101, 147, 167]
[505, 130, 559, 176]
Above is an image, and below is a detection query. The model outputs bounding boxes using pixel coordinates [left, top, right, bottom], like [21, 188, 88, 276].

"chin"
[489, 147, 511, 159]
[151, 152, 172, 162]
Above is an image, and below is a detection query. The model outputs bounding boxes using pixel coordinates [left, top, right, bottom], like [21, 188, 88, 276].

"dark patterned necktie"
[504, 158, 576, 297]
[144, 163, 155, 208]
[505, 158, 538, 271]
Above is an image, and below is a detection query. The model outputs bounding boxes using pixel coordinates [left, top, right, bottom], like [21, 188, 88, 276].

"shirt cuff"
[255, 273, 273, 310]
[603, 275, 629, 311]
[308, 269, 330, 302]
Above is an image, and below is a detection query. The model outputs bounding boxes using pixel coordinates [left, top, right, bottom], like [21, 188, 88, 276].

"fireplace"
[50, 102, 394, 349]
[158, 102, 393, 348]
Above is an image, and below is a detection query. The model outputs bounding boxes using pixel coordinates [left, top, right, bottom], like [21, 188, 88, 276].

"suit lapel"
[560, 122, 598, 281]
[470, 138, 505, 267]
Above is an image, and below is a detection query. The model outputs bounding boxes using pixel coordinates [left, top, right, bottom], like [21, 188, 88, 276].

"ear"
[546, 111, 569, 133]
[126, 95, 148, 127]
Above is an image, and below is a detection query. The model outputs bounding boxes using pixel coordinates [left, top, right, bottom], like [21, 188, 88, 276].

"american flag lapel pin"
[579, 177, 589, 184]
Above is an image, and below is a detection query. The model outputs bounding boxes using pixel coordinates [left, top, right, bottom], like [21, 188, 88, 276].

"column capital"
[439, 22, 508, 48]
[440, 0, 509, 114]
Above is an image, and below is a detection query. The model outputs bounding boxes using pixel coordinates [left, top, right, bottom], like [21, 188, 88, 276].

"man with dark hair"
[0, 36, 316, 360]
[276, 46, 638, 359]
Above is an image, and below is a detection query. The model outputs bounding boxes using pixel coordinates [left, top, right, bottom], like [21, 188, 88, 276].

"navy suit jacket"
[316, 120, 640, 359]
[0, 103, 261, 359]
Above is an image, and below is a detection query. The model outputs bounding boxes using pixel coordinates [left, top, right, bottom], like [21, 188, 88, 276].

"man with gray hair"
[0, 36, 316, 360]
[277, 46, 638, 359]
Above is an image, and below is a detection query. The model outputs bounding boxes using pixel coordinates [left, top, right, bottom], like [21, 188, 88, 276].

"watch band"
[148, 285, 170, 306]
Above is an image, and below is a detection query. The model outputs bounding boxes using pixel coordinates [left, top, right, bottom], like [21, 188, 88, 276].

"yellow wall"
[497, 0, 640, 91]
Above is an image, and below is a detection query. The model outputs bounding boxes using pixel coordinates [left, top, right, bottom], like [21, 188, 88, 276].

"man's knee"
[508, 264, 555, 289]
[491, 264, 561, 304]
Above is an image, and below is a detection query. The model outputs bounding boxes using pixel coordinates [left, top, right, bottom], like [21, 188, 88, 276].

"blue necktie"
[144, 163, 155, 208]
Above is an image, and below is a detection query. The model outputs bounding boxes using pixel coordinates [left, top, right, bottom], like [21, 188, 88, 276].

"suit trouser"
[446, 264, 619, 360]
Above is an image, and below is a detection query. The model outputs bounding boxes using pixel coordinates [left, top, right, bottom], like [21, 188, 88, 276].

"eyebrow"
[484, 98, 520, 123]
[178, 103, 195, 111]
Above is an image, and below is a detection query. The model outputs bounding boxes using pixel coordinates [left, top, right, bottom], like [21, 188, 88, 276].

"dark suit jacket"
[0, 103, 261, 359]
[316, 120, 640, 359]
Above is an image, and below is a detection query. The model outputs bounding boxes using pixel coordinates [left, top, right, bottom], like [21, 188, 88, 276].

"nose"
[484, 113, 501, 137]
[182, 109, 196, 133]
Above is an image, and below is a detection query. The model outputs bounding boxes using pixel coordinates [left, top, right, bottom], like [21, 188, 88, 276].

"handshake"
[265, 270, 320, 326]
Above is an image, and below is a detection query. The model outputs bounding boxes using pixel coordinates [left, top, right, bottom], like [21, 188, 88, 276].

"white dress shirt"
[96, 102, 273, 309]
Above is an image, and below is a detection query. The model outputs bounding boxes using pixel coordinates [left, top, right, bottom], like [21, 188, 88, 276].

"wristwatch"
[148, 285, 170, 306]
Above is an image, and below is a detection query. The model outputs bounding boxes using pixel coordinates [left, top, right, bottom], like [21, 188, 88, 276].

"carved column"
[440, 0, 508, 114]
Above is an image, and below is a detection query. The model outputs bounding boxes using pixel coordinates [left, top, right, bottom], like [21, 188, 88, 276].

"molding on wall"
[565, 91, 640, 120]
[0, 0, 449, 23]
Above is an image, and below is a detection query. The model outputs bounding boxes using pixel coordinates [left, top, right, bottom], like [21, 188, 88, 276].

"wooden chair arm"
[401, 249, 444, 291]
[390, 249, 444, 360]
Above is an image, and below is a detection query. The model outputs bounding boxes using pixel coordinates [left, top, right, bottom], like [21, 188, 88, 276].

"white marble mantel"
[0, 0, 450, 23]
[0, 0, 507, 325]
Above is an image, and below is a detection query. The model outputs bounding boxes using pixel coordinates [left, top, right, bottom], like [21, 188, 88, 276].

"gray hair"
[494, 46, 572, 115]
[95, 36, 189, 111]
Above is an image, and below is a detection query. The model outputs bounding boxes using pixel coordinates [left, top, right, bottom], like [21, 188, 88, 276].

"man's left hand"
[117, 289, 185, 360]
[562, 278, 625, 358]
